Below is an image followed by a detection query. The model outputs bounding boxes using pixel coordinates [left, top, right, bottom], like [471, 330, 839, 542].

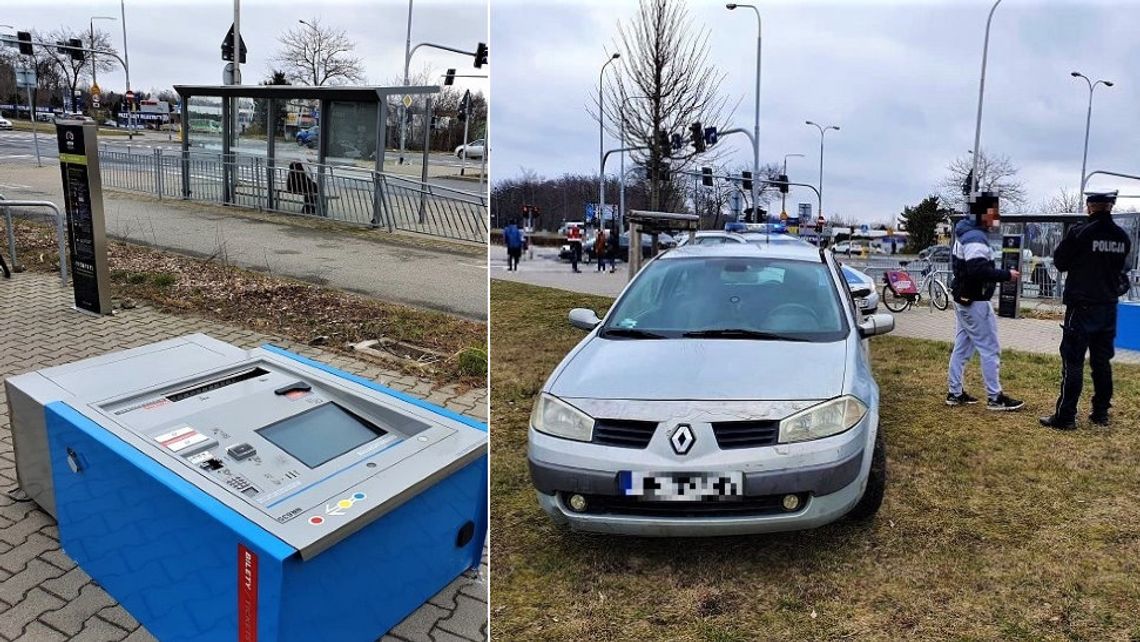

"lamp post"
[726, 3, 761, 210]
[598, 52, 619, 233]
[1071, 71, 1114, 211]
[969, 0, 1003, 197]
[399, 0, 414, 164]
[781, 152, 803, 216]
[805, 121, 839, 218]
[119, 0, 134, 140]
[89, 15, 116, 114]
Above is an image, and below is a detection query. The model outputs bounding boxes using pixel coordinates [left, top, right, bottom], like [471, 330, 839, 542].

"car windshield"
[601, 256, 849, 341]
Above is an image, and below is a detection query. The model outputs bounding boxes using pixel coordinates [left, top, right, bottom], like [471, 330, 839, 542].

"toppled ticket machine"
[4, 334, 487, 642]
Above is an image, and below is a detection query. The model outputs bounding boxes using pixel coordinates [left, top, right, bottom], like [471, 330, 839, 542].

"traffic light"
[17, 31, 33, 56]
[457, 90, 471, 122]
[777, 174, 789, 194]
[58, 38, 83, 61]
[444, 69, 456, 86]
[656, 129, 670, 158]
[670, 133, 683, 152]
[741, 171, 753, 191]
[701, 166, 713, 187]
[689, 122, 705, 153]
[704, 126, 718, 147]
[474, 42, 488, 68]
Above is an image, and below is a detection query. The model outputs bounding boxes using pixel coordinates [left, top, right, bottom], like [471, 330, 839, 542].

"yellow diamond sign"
[402, 94, 413, 109]
[91, 83, 101, 97]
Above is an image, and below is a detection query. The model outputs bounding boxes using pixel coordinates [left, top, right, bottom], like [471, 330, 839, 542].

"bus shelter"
[173, 84, 439, 223]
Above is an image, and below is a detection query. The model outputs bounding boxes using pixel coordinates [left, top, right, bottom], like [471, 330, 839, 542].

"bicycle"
[881, 260, 949, 312]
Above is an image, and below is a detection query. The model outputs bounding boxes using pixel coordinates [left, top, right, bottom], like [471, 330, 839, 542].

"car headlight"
[778, 396, 867, 443]
[531, 394, 594, 442]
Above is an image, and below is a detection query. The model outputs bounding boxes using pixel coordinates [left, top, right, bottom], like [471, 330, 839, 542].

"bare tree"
[938, 150, 1028, 213]
[41, 27, 119, 106]
[272, 18, 365, 86]
[596, 0, 733, 212]
[1038, 187, 1082, 214]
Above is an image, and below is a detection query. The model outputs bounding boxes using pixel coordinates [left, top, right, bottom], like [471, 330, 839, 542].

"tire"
[882, 284, 909, 313]
[929, 279, 950, 311]
[846, 430, 886, 521]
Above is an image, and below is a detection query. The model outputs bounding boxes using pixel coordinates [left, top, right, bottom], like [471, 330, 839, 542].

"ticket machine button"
[227, 443, 256, 461]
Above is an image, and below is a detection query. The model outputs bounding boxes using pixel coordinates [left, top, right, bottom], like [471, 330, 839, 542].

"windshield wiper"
[682, 329, 811, 342]
[599, 327, 667, 339]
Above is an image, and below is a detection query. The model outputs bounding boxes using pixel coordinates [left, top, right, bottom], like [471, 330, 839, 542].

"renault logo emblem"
[670, 424, 695, 455]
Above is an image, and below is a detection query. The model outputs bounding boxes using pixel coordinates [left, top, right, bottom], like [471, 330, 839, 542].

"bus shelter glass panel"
[326, 101, 378, 168]
[186, 96, 224, 152]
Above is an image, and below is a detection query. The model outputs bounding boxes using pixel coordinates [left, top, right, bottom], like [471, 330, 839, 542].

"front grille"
[711, 420, 780, 449]
[567, 492, 808, 518]
[591, 419, 657, 448]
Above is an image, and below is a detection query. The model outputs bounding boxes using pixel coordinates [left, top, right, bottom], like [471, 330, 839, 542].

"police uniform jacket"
[1053, 213, 1131, 306]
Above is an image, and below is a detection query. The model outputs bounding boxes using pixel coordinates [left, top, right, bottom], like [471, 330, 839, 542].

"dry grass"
[490, 279, 1140, 641]
[6, 219, 486, 387]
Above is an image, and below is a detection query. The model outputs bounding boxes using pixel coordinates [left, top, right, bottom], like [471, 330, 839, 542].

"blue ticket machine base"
[7, 336, 487, 642]
[1117, 302, 1140, 351]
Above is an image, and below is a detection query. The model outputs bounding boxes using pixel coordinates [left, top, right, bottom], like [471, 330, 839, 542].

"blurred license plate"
[619, 471, 743, 501]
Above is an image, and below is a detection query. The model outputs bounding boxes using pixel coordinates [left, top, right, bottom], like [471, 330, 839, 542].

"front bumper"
[528, 410, 876, 536]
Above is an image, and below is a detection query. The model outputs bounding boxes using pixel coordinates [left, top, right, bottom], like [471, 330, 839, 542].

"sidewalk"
[888, 305, 1140, 363]
[0, 273, 488, 642]
[0, 163, 487, 320]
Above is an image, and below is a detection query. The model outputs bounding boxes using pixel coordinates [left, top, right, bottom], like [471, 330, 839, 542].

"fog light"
[568, 494, 588, 512]
[781, 494, 801, 512]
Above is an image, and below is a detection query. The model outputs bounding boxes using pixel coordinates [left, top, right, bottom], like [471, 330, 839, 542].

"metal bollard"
[154, 148, 164, 200]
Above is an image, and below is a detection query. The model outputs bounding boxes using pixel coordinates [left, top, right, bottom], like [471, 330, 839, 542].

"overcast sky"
[492, 0, 1140, 222]
[2, 0, 488, 93]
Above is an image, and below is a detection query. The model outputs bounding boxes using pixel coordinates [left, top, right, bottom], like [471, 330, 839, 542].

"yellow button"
[337, 499, 353, 509]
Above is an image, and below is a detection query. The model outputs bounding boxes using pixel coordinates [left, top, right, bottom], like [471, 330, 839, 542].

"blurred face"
[982, 206, 1000, 229]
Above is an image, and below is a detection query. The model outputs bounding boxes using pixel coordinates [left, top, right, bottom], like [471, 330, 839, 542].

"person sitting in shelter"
[0, 247, 10, 279]
[286, 161, 319, 215]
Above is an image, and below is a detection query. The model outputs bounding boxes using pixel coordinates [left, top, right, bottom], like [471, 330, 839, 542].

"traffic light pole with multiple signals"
[399, 41, 486, 165]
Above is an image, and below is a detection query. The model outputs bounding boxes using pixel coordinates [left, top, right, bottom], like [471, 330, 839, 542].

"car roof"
[661, 241, 824, 262]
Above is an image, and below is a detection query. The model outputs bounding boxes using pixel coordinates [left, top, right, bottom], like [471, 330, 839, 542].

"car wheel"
[846, 430, 886, 521]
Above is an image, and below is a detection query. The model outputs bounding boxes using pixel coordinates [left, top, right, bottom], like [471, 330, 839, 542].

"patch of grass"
[458, 346, 488, 378]
[490, 279, 1140, 641]
[150, 272, 176, 288]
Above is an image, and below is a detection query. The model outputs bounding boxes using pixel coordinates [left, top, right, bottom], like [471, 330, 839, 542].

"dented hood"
[548, 336, 849, 401]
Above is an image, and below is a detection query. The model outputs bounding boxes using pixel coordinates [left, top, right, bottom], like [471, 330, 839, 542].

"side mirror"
[568, 308, 602, 331]
[858, 313, 895, 338]
[850, 286, 873, 299]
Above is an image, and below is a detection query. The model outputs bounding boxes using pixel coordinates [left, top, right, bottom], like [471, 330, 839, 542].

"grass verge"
[7, 219, 487, 388]
[490, 279, 1140, 641]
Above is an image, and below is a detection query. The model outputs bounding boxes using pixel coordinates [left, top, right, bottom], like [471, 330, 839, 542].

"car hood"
[549, 336, 849, 401]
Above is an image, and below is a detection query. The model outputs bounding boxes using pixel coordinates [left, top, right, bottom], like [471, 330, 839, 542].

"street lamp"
[969, 0, 1004, 197]
[805, 121, 839, 218]
[598, 52, 619, 233]
[726, 3, 761, 211]
[782, 152, 803, 215]
[1071, 71, 1114, 210]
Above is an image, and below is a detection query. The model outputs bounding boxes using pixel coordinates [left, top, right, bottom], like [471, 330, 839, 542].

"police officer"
[1040, 190, 1132, 430]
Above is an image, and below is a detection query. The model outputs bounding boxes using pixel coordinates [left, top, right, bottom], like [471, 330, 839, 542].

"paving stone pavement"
[887, 304, 1140, 364]
[0, 273, 488, 642]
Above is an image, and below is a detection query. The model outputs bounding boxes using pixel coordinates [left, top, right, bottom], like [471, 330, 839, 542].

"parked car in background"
[918, 244, 951, 263]
[830, 242, 867, 255]
[0, 117, 12, 131]
[102, 119, 118, 128]
[528, 243, 895, 535]
[455, 138, 485, 159]
[841, 265, 880, 315]
[296, 126, 319, 148]
[36, 112, 56, 123]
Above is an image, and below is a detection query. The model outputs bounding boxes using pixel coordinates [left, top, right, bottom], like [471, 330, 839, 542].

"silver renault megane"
[527, 242, 895, 536]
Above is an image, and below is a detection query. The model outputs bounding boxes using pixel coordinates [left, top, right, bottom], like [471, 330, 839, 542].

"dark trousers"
[1055, 303, 1117, 421]
[507, 246, 521, 270]
[570, 241, 582, 272]
[0, 249, 9, 278]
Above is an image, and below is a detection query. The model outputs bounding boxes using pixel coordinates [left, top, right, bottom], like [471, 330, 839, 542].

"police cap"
[1084, 190, 1118, 205]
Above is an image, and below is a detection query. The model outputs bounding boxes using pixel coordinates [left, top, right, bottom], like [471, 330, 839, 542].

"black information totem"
[997, 234, 1023, 319]
[56, 122, 111, 315]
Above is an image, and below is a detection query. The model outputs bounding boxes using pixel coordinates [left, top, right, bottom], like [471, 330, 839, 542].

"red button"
[308, 516, 324, 525]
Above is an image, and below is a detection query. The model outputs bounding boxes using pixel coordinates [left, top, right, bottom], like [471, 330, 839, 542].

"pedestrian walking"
[594, 228, 608, 272]
[1040, 190, 1132, 430]
[946, 192, 1025, 411]
[503, 218, 523, 271]
[567, 223, 583, 273]
[607, 227, 619, 273]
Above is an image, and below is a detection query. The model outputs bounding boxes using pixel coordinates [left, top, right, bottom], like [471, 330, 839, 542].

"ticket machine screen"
[258, 403, 388, 468]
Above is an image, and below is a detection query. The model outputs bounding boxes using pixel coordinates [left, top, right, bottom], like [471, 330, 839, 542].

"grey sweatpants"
[947, 300, 1002, 399]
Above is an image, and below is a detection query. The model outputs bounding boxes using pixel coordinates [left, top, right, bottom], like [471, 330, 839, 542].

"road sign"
[798, 202, 812, 219]
[860, 224, 869, 234]
[90, 83, 101, 98]
[15, 69, 35, 89]
[221, 24, 247, 64]
[402, 94, 414, 109]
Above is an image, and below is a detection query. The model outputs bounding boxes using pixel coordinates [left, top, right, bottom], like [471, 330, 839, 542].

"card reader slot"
[165, 367, 269, 402]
